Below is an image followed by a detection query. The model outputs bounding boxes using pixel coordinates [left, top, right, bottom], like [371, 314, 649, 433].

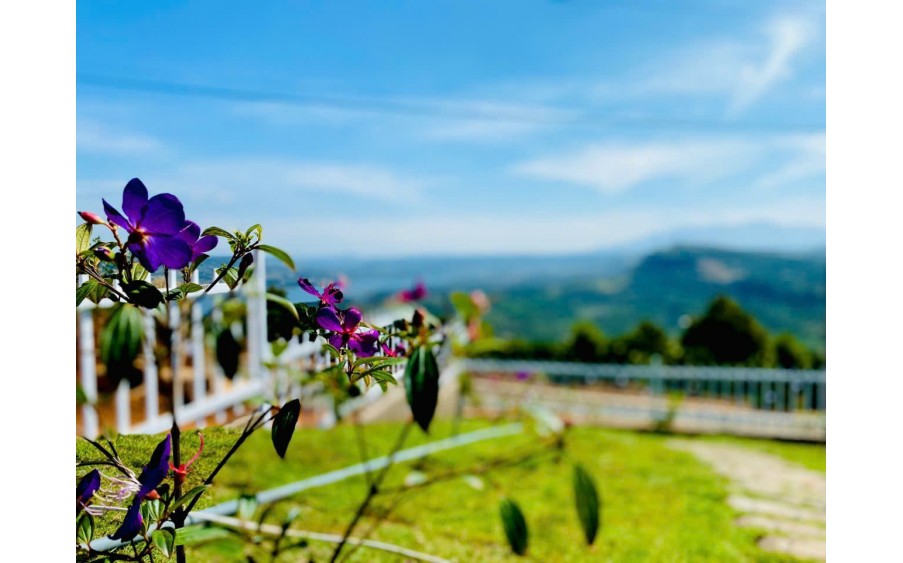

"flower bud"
[78, 211, 106, 225]
[94, 247, 114, 261]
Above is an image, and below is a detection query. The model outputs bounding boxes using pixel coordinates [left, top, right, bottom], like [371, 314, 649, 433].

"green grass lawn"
[77, 419, 822, 562]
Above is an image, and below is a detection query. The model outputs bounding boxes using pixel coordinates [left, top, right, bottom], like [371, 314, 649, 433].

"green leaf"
[165, 288, 184, 301]
[131, 263, 149, 281]
[76, 280, 97, 307]
[123, 280, 164, 309]
[404, 346, 440, 433]
[179, 282, 204, 295]
[76, 223, 93, 254]
[151, 528, 176, 558]
[352, 355, 406, 369]
[256, 244, 296, 271]
[76, 382, 89, 406]
[499, 497, 528, 556]
[367, 370, 397, 386]
[245, 223, 263, 240]
[266, 293, 300, 322]
[100, 304, 145, 387]
[202, 226, 233, 239]
[215, 328, 241, 380]
[236, 253, 254, 283]
[573, 464, 601, 545]
[175, 525, 231, 546]
[216, 266, 239, 290]
[271, 398, 301, 458]
[171, 485, 209, 512]
[322, 343, 341, 359]
[76, 511, 94, 545]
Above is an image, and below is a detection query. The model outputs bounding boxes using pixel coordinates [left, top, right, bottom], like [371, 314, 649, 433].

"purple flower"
[109, 498, 144, 541]
[177, 220, 218, 261]
[136, 434, 172, 500]
[298, 277, 344, 306]
[103, 178, 192, 272]
[76, 469, 101, 515]
[381, 342, 405, 358]
[316, 307, 379, 357]
[398, 281, 427, 303]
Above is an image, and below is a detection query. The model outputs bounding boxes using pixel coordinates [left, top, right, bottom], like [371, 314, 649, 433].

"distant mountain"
[610, 223, 826, 255]
[465, 246, 825, 350]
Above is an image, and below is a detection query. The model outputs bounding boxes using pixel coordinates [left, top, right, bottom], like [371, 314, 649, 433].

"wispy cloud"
[512, 139, 757, 193]
[598, 12, 819, 115]
[511, 133, 824, 194]
[77, 120, 166, 155]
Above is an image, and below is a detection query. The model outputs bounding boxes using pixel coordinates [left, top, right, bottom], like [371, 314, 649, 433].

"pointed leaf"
[76, 280, 97, 307]
[499, 497, 528, 556]
[271, 399, 301, 458]
[201, 226, 233, 239]
[404, 346, 440, 433]
[76, 511, 94, 545]
[266, 293, 300, 322]
[256, 244, 295, 271]
[151, 528, 176, 558]
[573, 464, 601, 545]
[171, 485, 209, 511]
[76, 223, 93, 254]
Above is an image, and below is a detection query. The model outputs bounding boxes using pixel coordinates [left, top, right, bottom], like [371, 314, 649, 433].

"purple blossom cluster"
[298, 278, 380, 357]
[95, 178, 217, 273]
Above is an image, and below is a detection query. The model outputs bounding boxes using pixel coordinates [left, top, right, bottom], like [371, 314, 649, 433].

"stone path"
[668, 440, 825, 561]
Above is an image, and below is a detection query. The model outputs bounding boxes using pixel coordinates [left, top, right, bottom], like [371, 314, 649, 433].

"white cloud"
[76, 120, 165, 155]
[602, 13, 819, 115]
[512, 133, 825, 194]
[512, 139, 758, 193]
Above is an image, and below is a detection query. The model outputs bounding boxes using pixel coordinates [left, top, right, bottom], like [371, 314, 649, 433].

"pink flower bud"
[78, 211, 106, 225]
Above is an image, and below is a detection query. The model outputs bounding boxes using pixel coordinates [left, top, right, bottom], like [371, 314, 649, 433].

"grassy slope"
[78, 420, 818, 562]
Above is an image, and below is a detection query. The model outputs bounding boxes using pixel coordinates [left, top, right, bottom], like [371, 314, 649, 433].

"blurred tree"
[565, 321, 608, 363]
[680, 296, 772, 366]
[608, 320, 678, 364]
[773, 333, 813, 369]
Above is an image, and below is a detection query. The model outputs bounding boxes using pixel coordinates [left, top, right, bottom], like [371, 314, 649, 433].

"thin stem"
[328, 422, 413, 563]
[201, 250, 245, 295]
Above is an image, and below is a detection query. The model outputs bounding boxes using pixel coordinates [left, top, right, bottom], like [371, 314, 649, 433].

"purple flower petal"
[76, 469, 101, 512]
[193, 235, 217, 256]
[109, 498, 144, 541]
[103, 199, 133, 231]
[122, 178, 149, 225]
[322, 283, 344, 305]
[342, 308, 362, 332]
[136, 434, 171, 500]
[140, 194, 186, 234]
[316, 307, 344, 332]
[178, 221, 201, 245]
[143, 235, 192, 271]
[350, 330, 380, 358]
[298, 278, 321, 299]
[327, 333, 345, 350]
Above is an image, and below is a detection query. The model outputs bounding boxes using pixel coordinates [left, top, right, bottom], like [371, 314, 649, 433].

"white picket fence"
[76, 251, 408, 439]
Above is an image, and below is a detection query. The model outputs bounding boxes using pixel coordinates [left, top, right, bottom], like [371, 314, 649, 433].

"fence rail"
[76, 252, 408, 439]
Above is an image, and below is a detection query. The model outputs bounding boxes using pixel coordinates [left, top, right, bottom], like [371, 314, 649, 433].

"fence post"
[77, 274, 99, 439]
[143, 303, 160, 429]
[191, 270, 207, 427]
[246, 249, 271, 383]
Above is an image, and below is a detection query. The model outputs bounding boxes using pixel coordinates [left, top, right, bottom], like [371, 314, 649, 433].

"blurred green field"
[77, 420, 824, 562]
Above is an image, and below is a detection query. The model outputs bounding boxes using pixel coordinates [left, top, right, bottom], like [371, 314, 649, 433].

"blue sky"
[76, 0, 825, 257]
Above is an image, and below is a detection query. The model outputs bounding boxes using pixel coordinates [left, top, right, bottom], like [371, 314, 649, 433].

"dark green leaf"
[76, 383, 89, 406]
[256, 244, 295, 271]
[266, 293, 300, 322]
[573, 464, 601, 545]
[165, 288, 184, 301]
[367, 370, 397, 385]
[271, 399, 301, 458]
[123, 280, 164, 308]
[171, 485, 209, 511]
[404, 346, 440, 433]
[236, 253, 254, 283]
[499, 497, 528, 556]
[76, 223, 93, 254]
[100, 304, 145, 387]
[215, 328, 241, 380]
[76, 511, 94, 545]
[202, 226, 233, 239]
[151, 528, 176, 558]
[76, 280, 97, 307]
